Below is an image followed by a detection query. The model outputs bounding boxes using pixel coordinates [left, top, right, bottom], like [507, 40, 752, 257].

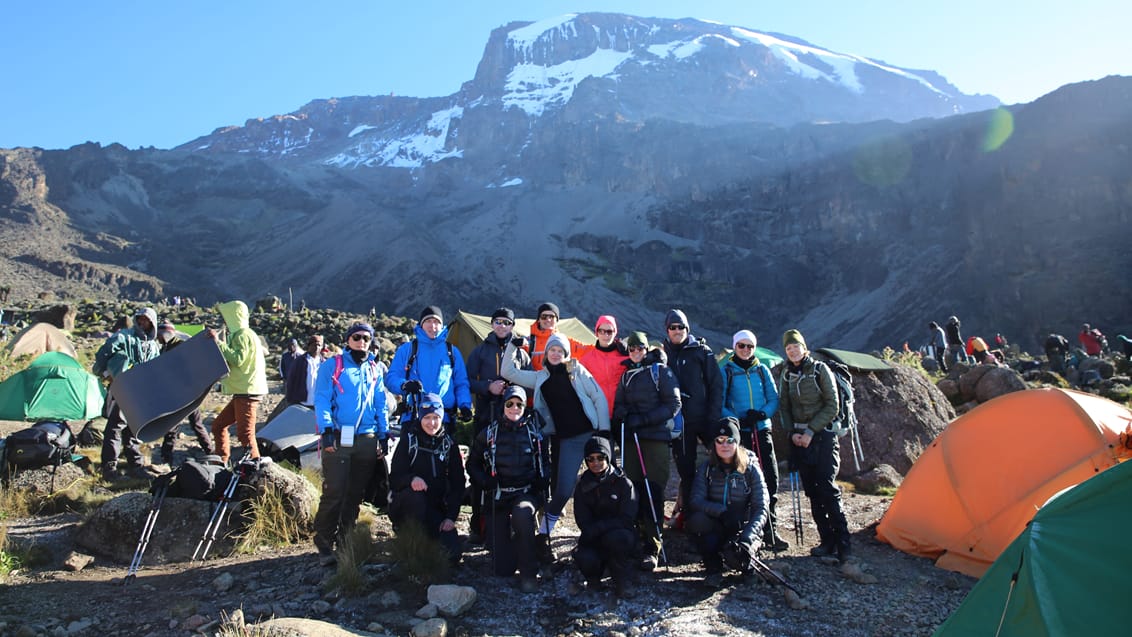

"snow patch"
[325, 106, 464, 168]
[507, 14, 580, 50]
[504, 48, 633, 116]
[348, 124, 378, 138]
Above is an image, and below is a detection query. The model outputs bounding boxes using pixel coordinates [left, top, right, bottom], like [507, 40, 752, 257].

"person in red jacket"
[579, 315, 628, 418]
[1078, 323, 1106, 356]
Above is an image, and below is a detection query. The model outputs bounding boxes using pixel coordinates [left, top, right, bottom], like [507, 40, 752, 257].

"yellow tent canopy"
[446, 309, 596, 363]
[876, 388, 1132, 577]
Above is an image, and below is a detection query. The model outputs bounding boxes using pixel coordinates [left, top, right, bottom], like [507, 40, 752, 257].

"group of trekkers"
[306, 302, 853, 598]
[94, 300, 854, 598]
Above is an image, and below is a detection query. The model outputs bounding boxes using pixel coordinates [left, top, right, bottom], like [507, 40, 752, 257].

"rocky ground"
[1, 392, 976, 637]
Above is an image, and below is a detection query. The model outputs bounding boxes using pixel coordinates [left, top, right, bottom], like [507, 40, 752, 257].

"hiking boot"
[704, 572, 725, 589]
[764, 528, 790, 553]
[639, 554, 659, 572]
[837, 543, 854, 565]
[809, 543, 837, 558]
[101, 464, 119, 481]
[318, 551, 336, 567]
[520, 576, 539, 594]
[536, 534, 556, 564]
[615, 580, 635, 599]
[160, 446, 174, 465]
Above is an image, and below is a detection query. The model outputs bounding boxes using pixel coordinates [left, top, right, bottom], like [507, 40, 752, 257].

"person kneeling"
[572, 436, 638, 598]
[687, 418, 769, 587]
[388, 393, 465, 566]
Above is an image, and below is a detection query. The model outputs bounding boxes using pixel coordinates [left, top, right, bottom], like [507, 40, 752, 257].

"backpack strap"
[756, 365, 769, 403]
[404, 339, 420, 377]
[331, 355, 345, 394]
[723, 364, 734, 410]
[650, 363, 660, 390]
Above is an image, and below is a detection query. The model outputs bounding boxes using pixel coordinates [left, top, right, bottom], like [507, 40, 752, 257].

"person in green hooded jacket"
[205, 300, 268, 464]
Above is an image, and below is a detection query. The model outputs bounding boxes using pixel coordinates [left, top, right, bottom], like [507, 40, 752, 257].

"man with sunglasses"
[661, 309, 724, 524]
[579, 315, 628, 419]
[572, 435, 638, 598]
[466, 307, 531, 543]
[312, 322, 388, 566]
[385, 306, 473, 425]
[778, 329, 852, 564]
[525, 302, 592, 371]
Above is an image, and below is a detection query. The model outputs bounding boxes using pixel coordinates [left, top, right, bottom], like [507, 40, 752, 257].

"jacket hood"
[133, 307, 158, 341]
[414, 324, 450, 343]
[218, 300, 250, 330]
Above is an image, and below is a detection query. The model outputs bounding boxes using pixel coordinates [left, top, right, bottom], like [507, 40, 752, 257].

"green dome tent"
[934, 458, 1132, 636]
[0, 351, 105, 421]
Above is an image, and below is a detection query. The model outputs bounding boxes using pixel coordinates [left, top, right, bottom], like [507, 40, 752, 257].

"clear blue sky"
[2, 1, 1127, 150]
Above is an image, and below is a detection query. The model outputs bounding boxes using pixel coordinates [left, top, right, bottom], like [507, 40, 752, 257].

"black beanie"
[665, 309, 689, 330]
[420, 306, 443, 323]
[537, 302, 560, 319]
[491, 307, 515, 322]
[584, 436, 612, 460]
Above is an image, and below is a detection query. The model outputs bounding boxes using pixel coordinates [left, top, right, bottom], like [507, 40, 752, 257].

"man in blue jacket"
[313, 322, 388, 565]
[384, 306, 473, 425]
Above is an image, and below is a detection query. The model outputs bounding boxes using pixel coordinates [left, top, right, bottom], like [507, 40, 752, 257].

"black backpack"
[156, 457, 232, 501]
[4, 421, 75, 470]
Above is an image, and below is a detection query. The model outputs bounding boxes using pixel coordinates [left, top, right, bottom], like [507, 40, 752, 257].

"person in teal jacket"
[205, 300, 268, 464]
[720, 329, 786, 551]
[94, 306, 161, 480]
[384, 306, 472, 424]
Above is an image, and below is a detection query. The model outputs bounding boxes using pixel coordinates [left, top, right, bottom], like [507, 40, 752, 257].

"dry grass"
[234, 481, 310, 553]
[325, 519, 379, 596]
[389, 517, 451, 585]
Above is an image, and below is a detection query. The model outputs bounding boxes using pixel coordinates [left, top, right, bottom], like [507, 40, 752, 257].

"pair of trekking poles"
[124, 451, 253, 584]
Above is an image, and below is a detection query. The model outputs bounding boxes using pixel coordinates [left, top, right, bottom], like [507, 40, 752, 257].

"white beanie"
[732, 330, 757, 349]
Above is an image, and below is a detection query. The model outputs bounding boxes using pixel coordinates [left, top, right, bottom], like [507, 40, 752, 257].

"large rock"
[1079, 356, 1116, 380]
[427, 584, 476, 616]
[973, 367, 1028, 403]
[31, 304, 77, 331]
[6, 463, 87, 495]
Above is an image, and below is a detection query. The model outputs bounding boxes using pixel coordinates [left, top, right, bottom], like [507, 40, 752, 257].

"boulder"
[1079, 356, 1115, 380]
[257, 617, 384, 636]
[956, 365, 994, 401]
[411, 618, 449, 637]
[427, 584, 477, 616]
[850, 464, 903, 494]
[254, 462, 319, 523]
[32, 304, 77, 331]
[6, 463, 87, 495]
[973, 367, 1028, 403]
[76, 492, 235, 564]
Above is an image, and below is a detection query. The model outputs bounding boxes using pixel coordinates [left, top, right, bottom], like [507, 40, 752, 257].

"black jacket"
[612, 350, 682, 442]
[690, 450, 769, 544]
[573, 464, 637, 543]
[284, 354, 318, 405]
[389, 424, 466, 521]
[662, 334, 723, 432]
[467, 412, 550, 501]
[466, 333, 531, 429]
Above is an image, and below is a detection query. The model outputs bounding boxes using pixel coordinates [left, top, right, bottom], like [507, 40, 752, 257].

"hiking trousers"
[574, 527, 635, 586]
[211, 395, 262, 463]
[101, 403, 143, 472]
[673, 423, 711, 509]
[624, 435, 670, 559]
[161, 408, 209, 458]
[744, 428, 780, 535]
[547, 432, 589, 519]
[313, 434, 380, 555]
[796, 430, 850, 549]
[486, 493, 538, 578]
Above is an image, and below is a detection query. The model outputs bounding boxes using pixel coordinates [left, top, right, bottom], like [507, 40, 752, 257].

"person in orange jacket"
[525, 302, 592, 370]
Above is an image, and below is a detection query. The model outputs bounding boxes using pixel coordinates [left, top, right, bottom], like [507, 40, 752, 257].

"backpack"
[4, 421, 75, 470]
[815, 359, 856, 438]
[157, 457, 232, 501]
[648, 363, 684, 440]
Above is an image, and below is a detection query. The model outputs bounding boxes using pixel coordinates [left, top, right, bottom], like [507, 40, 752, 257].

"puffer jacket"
[662, 334, 723, 433]
[384, 325, 472, 412]
[92, 315, 160, 379]
[578, 341, 629, 418]
[689, 449, 769, 544]
[720, 356, 779, 432]
[467, 333, 531, 428]
[612, 350, 682, 442]
[467, 412, 550, 496]
[500, 342, 609, 436]
[217, 301, 268, 395]
[777, 356, 838, 434]
[573, 464, 637, 539]
[389, 424, 465, 521]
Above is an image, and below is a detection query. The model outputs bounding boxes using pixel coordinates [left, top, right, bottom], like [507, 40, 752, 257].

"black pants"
[673, 425, 711, 507]
[101, 403, 143, 471]
[486, 493, 538, 577]
[794, 430, 850, 550]
[160, 408, 210, 457]
[686, 510, 750, 571]
[574, 527, 635, 585]
[742, 427, 779, 536]
[389, 488, 461, 563]
[313, 435, 380, 554]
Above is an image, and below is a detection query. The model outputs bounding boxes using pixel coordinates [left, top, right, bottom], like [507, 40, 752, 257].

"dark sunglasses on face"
[735, 343, 755, 350]
[715, 436, 737, 445]
[596, 328, 615, 335]
[504, 400, 524, 408]
[492, 319, 514, 326]
[629, 345, 648, 352]
[667, 324, 687, 331]
[584, 454, 606, 464]
[349, 334, 371, 342]
[539, 313, 557, 321]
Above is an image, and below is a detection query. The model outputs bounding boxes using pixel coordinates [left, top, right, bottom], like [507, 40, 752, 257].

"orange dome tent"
[876, 388, 1132, 578]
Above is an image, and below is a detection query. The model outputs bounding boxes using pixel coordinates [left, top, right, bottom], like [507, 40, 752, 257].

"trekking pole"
[192, 451, 251, 562]
[619, 423, 625, 469]
[789, 470, 803, 546]
[750, 555, 800, 596]
[632, 431, 668, 567]
[124, 482, 168, 584]
[849, 419, 865, 471]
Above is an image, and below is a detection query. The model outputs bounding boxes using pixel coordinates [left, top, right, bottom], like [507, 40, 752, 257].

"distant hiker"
[613, 330, 681, 572]
[944, 316, 966, 366]
[1078, 323, 1106, 356]
[466, 307, 531, 543]
[204, 300, 267, 464]
[525, 302, 592, 371]
[279, 338, 301, 381]
[93, 307, 161, 480]
[467, 386, 550, 593]
[266, 334, 324, 422]
[578, 315, 629, 419]
[388, 393, 464, 566]
[1118, 334, 1132, 357]
[721, 330, 786, 551]
[1044, 333, 1071, 373]
[779, 329, 853, 564]
[662, 309, 724, 528]
[312, 322, 388, 566]
[572, 435, 638, 598]
[687, 418, 769, 587]
[156, 321, 211, 464]
[966, 335, 990, 364]
[384, 305, 472, 425]
[502, 332, 609, 565]
[928, 321, 948, 372]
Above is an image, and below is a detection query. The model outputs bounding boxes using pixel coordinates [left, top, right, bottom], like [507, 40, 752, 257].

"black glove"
[320, 430, 337, 450]
[739, 532, 760, 553]
[458, 406, 473, 422]
[625, 413, 646, 430]
[720, 509, 741, 531]
[747, 409, 768, 422]
[401, 379, 424, 395]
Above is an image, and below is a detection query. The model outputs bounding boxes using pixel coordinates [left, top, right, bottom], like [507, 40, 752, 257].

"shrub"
[389, 518, 451, 585]
[325, 520, 378, 596]
[234, 481, 310, 553]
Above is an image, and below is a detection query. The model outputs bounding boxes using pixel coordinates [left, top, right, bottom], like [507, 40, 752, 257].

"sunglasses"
[629, 345, 648, 352]
[539, 313, 558, 321]
[596, 328, 615, 335]
[504, 400, 524, 408]
[667, 324, 687, 331]
[715, 436, 737, 445]
[492, 319, 514, 327]
[584, 454, 606, 464]
[349, 334, 371, 342]
[421, 401, 444, 412]
[735, 343, 755, 351]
